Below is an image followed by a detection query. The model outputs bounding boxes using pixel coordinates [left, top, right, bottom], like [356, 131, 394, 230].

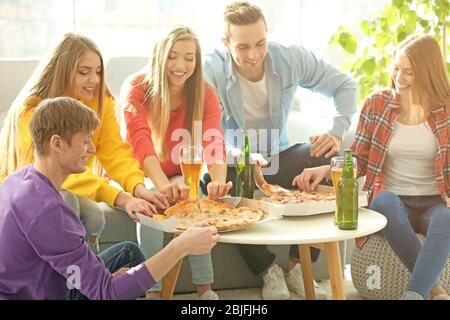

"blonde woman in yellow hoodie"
[0, 33, 169, 247]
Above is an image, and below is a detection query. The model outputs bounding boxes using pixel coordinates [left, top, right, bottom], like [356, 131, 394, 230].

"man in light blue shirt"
[202, 1, 359, 300]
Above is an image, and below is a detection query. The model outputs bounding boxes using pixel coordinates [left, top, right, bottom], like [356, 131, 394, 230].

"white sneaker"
[261, 264, 290, 300]
[198, 290, 219, 300]
[400, 290, 424, 300]
[285, 263, 328, 300]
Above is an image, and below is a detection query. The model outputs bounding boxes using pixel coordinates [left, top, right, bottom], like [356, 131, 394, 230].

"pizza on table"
[153, 199, 265, 232]
[152, 183, 336, 232]
[260, 183, 335, 204]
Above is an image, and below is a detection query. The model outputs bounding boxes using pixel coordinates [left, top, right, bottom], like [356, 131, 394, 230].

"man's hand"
[134, 184, 170, 210]
[292, 165, 331, 192]
[207, 181, 233, 200]
[178, 221, 219, 256]
[160, 182, 189, 204]
[309, 133, 341, 158]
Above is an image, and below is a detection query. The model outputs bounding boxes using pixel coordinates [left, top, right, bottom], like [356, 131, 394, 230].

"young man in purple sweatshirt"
[0, 97, 219, 300]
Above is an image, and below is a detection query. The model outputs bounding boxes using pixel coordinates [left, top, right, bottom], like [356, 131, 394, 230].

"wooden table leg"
[323, 241, 345, 300]
[298, 244, 316, 300]
[160, 258, 183, 300]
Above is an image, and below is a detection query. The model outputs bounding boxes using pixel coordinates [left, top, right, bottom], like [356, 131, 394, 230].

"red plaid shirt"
[351, 89, 450, 205]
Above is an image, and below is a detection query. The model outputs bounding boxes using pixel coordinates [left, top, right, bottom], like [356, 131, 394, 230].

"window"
[0, 0, 389, 112]
[74, 0, 302, 58]
[0, 0, 72, 57]
[1, 0, 388, 59]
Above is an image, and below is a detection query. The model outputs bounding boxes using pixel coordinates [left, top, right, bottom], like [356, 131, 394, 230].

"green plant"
[329, 0, 450, 103]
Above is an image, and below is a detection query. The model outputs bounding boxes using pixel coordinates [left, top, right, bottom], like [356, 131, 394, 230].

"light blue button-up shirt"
[204, 42, 359, 154]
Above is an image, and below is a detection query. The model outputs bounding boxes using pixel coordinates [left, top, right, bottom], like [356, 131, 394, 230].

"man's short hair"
[224, 1, 267, 39]
[29, 97, 99, 156]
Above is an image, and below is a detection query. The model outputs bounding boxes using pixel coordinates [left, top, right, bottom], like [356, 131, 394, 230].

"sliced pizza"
[257, 185, 335, 204]
[154, 199, 264, 232]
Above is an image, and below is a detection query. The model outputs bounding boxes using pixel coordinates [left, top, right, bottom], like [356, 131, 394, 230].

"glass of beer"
[180, 145, 203, 200]
[331, 156, 357, 223]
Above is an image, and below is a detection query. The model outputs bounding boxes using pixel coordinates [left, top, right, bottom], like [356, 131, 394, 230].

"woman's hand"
[123, 195, 158, 222]
[134, 184, 170, 210]
[207, 181, 233, 200]
[115, 191, 160, 222]
[160, 182, 190, 204]
[292, 165, 331, 192]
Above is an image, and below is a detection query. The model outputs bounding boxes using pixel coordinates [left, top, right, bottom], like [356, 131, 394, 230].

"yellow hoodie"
[2, 95, 145, 207]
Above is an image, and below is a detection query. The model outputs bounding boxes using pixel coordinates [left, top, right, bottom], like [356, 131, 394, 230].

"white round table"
[218, 208, 387, 300]
[219, 207, 386, 244]
[161, 208, 386, 300]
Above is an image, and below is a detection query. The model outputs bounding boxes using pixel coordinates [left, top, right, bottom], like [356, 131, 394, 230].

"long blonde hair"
[390, 34, 450, 108]
[0, 32, 107, 177]
[143, 25, 205, 160]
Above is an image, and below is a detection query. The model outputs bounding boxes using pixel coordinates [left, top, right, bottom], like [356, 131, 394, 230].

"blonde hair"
[223, 1, 267, 39]
[143, 25, 205, 160]
[0, 32, 108, 177]
[390, 34, 450, 108]
[30, 97, 99, 156]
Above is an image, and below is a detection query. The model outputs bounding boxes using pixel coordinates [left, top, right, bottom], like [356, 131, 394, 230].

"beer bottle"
[236, 132, 255, 198]
[337, 149, 358, 230]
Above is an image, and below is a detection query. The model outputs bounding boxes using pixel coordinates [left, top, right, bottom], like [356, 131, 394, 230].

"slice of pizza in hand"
[255, 160, 293, 197]
[261, 183, 293, 197]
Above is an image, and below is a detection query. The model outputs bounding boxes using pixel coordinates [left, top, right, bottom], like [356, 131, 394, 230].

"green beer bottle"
[337, 149, 358, 230]
[236, 132, 255, 198]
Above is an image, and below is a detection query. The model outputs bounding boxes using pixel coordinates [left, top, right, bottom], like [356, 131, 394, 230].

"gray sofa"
[0, 57, 358, 294]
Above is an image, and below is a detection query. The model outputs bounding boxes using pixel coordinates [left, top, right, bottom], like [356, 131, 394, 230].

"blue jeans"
[137, 224, 213, 291]
[60, 190, 106, 251]
[66, 241, 146, 300]
[370, 191, 450, 298]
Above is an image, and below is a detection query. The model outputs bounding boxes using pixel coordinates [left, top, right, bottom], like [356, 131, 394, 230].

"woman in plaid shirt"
[294, 34, 450, 300]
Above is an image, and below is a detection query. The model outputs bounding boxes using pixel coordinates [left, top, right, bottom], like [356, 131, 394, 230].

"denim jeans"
[60, 190, 106, 252]
[66, 241, 146, 300]
[370, 191, 450, 298]
[203, 143, 331, 275]
[137, 224, 214, 291]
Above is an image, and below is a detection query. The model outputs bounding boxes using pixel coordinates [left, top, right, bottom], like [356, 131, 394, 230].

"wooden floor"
[173, 277, 364, 300]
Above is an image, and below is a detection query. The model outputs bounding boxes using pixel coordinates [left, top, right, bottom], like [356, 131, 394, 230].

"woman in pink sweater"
[120, 25, 231, 300]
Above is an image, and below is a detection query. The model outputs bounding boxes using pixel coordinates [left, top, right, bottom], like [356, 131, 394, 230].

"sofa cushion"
[0, 58, 39, 123]
[105, 56, 148, 98]
[98, 203, 137, 244]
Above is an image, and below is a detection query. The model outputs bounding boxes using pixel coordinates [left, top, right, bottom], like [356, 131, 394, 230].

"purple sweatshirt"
[0, 165, 155, 299]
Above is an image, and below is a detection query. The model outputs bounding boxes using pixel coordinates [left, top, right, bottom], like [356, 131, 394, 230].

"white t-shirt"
[382, 121, 439, 196]
[236, 71, 270, 152]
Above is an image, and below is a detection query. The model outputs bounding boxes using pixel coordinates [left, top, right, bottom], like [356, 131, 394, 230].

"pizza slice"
[258, 189, 336, 204]
[261, 183, 293, 197]
[163, 199, 200, 216]
[255, 160, 293, 197]
[295, 190, 335, 202]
